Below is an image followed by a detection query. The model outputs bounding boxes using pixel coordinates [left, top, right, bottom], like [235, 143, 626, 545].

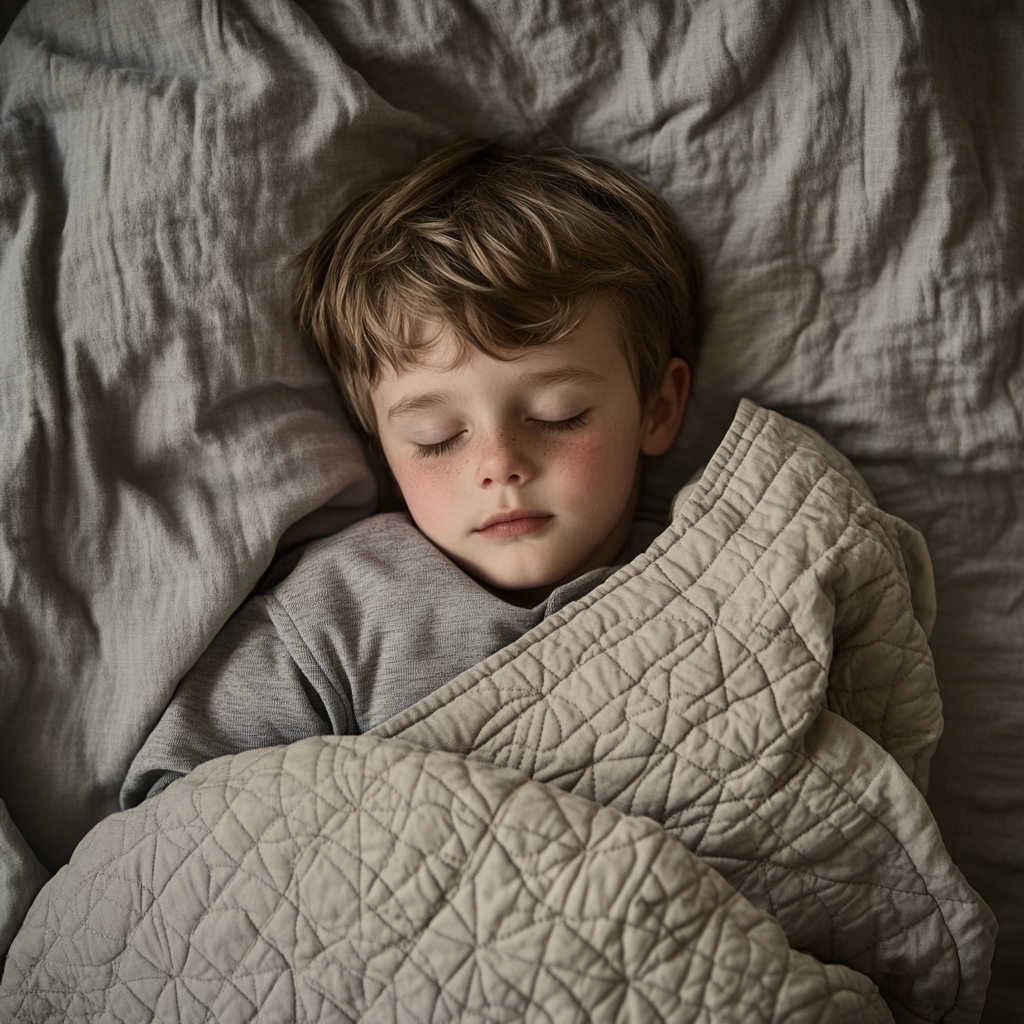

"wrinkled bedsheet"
[0, 404, 995, 1022]
[1, 0, 1021, 1017]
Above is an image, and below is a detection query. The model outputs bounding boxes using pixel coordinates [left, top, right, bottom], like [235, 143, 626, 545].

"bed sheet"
[0, 0, 1021, 1017]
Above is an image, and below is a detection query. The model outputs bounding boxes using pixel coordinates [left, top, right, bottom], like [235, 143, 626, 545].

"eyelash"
[413, 434, 464, 459]
[412, 412, 589, 458]
[536, 411, 588, 433]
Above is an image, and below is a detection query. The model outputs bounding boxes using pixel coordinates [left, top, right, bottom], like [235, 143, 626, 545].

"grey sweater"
[121, 511, 667, 808]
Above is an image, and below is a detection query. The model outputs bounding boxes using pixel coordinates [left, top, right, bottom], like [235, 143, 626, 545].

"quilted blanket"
[0, 403, 995, 1023]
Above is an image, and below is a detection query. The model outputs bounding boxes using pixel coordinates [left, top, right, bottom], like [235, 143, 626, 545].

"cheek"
[391, 460, 461, 530]
[552, 424, 641, 503]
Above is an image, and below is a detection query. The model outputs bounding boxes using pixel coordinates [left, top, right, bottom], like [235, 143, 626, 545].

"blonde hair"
[295, 138, 700, 436]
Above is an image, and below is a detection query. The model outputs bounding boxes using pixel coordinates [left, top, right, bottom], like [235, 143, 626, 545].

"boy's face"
[370, 300, 687, 605]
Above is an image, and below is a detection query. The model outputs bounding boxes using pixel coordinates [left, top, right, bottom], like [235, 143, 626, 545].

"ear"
[640, 358, 690, 457]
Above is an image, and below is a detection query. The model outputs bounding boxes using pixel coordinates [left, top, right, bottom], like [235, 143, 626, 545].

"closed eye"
[413, 432, 466, 458]
[533, 412, 589, 432]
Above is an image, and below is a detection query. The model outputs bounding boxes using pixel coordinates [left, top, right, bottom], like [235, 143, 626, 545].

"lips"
[475, 509, 553, 538]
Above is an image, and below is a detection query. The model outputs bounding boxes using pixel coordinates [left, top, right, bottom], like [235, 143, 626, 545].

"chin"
[487, 571, 556, 593]
[479, 561, 566, 594]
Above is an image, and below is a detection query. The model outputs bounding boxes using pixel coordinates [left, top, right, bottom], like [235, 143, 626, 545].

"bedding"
[3, 737, 896, 1024]
[0, 403, 995, 1021]
[1, 0, 1021, 1019]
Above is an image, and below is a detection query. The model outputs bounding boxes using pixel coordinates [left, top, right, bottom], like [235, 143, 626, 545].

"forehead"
[385, 298, 625, 382]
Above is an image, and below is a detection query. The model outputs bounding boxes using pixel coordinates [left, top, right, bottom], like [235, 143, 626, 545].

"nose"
[475, 427, 534, 488]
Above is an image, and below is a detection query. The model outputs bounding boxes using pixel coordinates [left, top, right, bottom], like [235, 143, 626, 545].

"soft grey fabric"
[1, 0, 1020, 1014]
[0, 0, 409, 881]
[121, 512, 665, 806]
[0, 802, 48, 960]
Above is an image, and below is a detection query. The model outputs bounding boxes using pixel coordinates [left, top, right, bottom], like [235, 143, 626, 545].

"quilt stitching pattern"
[2, 739, 893, 1023]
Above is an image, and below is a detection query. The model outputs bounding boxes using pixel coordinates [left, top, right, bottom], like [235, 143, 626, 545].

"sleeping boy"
[121, 138, 701, 806]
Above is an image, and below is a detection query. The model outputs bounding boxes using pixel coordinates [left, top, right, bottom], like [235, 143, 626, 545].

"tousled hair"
[295, 138, 700, 436]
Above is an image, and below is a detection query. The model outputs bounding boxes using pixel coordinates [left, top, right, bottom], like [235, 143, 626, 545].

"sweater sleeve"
[120, 594, 353, 808]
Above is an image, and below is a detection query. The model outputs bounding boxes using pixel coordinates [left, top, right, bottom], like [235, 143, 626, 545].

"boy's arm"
[120, 594, 352, 808]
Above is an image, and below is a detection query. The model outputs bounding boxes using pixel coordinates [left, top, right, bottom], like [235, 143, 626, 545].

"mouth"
[475, 509, 553, 538]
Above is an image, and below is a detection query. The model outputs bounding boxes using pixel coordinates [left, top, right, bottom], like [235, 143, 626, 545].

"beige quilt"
[0, 402, 995, 1023]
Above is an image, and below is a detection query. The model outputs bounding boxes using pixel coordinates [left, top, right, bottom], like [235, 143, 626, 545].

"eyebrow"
[515, 366, 606, 391]
[386, 365, 605, 422]
[387, 389, 457, 422]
